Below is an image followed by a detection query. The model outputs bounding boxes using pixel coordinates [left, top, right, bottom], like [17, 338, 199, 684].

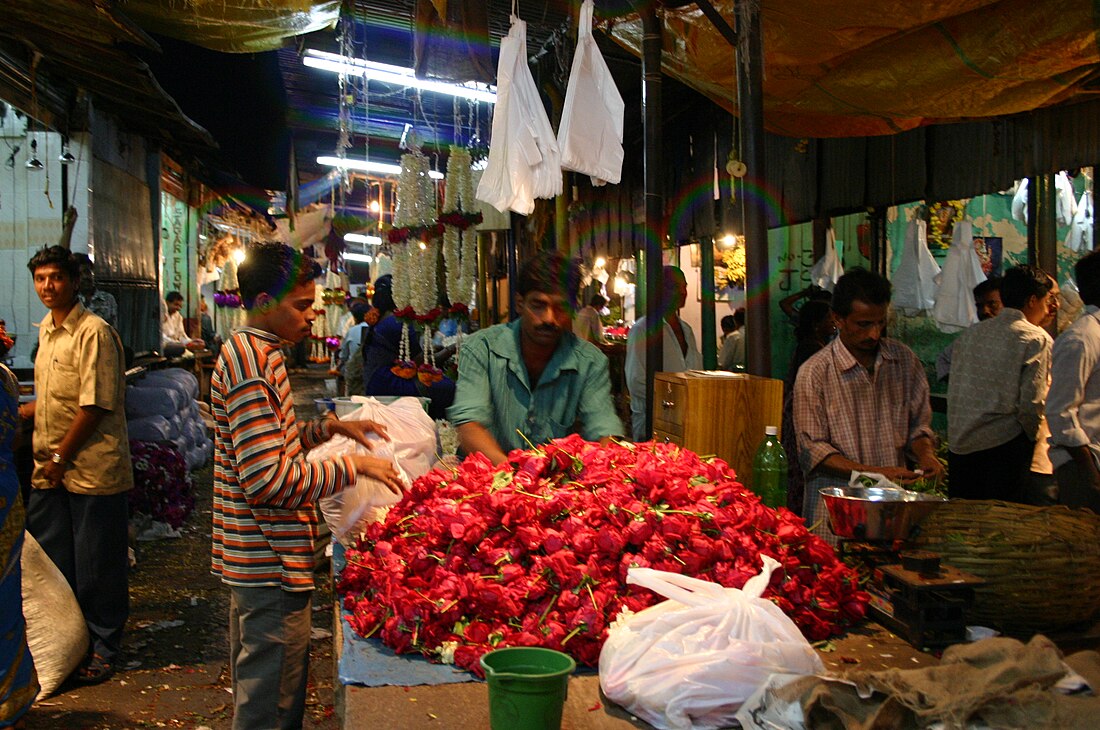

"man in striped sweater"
[211, 242, 404, 730]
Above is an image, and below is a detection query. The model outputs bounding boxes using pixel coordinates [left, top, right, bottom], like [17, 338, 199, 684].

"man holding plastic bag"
[210, 242, 404, 730]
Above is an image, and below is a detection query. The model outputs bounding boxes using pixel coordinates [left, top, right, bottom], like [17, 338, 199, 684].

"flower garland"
[387, 148, 445, 382]
[441, 146, 480, 310]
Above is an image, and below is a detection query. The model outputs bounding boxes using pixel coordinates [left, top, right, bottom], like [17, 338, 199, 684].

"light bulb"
[418, 241, 427, 250]
[232, 248, 246, 264]
[369, 200, 380, 214]
[720, 234, 736, 248]
[595, 257, 606, 268]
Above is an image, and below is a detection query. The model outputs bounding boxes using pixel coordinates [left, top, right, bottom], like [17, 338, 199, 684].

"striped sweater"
[211, 328, 357, 590]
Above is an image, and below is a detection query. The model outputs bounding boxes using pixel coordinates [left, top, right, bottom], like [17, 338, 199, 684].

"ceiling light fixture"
[344, 252, 373, 263]
[304, 49, 496, 105]
[344, 233, 382, 245]
[25, 138, 42, 170]
[317, 155, 443, 180]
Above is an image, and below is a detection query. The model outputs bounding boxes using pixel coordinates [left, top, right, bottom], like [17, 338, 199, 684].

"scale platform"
[866, 562, 985, 648]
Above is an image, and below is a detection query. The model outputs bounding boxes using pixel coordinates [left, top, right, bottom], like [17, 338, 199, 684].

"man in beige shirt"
[19, 245, 132, 684]
[947, 265, 1055, 503]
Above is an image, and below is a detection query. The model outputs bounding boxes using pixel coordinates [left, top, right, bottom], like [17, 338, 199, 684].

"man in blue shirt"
[448, 251, 624, 464]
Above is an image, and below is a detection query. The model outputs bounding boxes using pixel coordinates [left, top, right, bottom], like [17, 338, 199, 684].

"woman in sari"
[1, 321, 37, 727]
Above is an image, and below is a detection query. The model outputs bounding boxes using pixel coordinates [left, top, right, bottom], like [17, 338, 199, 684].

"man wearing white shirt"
[162, 291, 203, 355]
[1047, 250, 1100, 512]
[625, 266, 700, 440]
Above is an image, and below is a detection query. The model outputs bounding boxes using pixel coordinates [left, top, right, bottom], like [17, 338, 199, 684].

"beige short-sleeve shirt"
[32, 302, 133, 495]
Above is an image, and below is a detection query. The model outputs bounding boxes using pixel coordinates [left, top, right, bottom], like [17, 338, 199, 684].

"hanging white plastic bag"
[892, 218, 941, 314]
[1067, 191, 1093, 253]
[599, 556, 824, 730]
[810, 228, 844, 292]
[475, 15, 562, 215]
[932, 220, 985, 332]
[557, 0, 624, 186]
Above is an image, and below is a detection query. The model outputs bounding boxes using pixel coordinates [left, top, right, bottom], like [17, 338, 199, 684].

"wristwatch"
[50, 452, 64, 465]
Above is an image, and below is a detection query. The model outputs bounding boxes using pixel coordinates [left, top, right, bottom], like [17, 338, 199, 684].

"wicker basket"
[910, 500, 1100, 633]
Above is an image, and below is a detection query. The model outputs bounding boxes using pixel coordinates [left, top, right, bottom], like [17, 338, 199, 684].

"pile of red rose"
[339, 435, 867, 675]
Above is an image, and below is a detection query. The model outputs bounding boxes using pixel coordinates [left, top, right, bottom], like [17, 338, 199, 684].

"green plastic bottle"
[751, 426, 788, 509]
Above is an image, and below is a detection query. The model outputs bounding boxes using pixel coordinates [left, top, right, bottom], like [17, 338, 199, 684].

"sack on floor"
[599, 556, 823, 730]
[21, 531, 90, 696]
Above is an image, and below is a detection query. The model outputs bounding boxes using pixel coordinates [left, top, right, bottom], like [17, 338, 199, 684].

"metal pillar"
[642, 7, 665, 439]
[701, 238, 717, 369]
[737, 0, 771, 376]
[507, 213, 520, 321]
[812, 217, 828, 262]
[869, 207, 888, 277]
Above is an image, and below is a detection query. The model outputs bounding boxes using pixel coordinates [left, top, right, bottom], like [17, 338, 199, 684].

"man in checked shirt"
[210, 242, 404, 730]
[794, 269, 945, 545]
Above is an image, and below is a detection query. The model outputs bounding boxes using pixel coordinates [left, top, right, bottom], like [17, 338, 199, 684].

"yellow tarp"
[118, 0, 341, 54]
[608, 0, 1100, 137]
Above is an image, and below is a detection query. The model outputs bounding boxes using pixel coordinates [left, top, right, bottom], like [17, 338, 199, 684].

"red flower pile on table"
[339, 435, 867, 676]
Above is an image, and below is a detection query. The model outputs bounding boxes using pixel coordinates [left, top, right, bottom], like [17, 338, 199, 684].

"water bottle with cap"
[751, 425, 788, 509]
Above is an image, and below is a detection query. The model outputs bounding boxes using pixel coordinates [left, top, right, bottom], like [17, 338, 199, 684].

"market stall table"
[331, 551, 939, 730]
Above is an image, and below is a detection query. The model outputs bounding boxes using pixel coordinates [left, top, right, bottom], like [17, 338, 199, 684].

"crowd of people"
[7, 237, 1100, 730]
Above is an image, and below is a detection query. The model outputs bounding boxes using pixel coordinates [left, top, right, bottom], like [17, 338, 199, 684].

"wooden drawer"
[652, 377, 687, 430]
[652, 428, 683, 446]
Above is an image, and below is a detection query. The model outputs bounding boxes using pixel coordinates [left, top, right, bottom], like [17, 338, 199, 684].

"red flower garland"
[339, 435, 867, 677]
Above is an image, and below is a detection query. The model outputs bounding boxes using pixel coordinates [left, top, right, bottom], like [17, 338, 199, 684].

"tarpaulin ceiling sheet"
[118, 0, 341, 53]
[608, 0, 1100, 138]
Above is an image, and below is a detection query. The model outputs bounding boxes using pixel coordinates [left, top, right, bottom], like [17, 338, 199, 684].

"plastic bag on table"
[810, 228, 844, 292]
[932, 220, 985, 333]
[599, 556, 824, 730]
[557, 0, 624, 186]
[892, 218, 941, 315]
[308, 438, 406, 543]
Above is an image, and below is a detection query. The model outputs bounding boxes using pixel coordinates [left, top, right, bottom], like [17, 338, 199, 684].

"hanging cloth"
[475, 15, 562, 215]
[809, 228, 844, 292]
[892, 218, 941, 315]
[557, 0, 625, 186]
[1067, 190, 1094, 253]
[932, 220, 986, 333]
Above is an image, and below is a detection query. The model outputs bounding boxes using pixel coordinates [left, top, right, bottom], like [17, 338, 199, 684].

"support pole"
[812, 217, 828, 262]
[508, 213, 520, 321]
[869, 207, 888, 277]
[1027, 174, 1058, 335]
[701, 238, 717, 369]
[737, 0, 771, 376]
[642, 7, 665, 439]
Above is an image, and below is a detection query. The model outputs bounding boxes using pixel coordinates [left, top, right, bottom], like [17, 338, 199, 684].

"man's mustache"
[536, 324, 560, 333]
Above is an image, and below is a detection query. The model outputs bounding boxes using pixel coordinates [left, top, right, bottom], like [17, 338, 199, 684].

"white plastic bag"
[892, 218, 941, 314]
[810, 228, 843, 292]
[342, 396, 438, 481]
[599, 557, 824, 730]
[932, 220, 986, 333]
[1067, 191, 1094, 253]
[557, 0, 624, 186]
[475, 15, 562, 215]
[310, 439, 405, 542]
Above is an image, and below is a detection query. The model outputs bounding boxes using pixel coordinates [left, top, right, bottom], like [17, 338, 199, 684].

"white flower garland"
[442, 146, 478, 307]
[391, 150, 440, 317]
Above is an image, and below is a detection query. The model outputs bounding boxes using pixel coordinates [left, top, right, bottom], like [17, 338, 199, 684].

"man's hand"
[915, 455, 947, 484]
[329, 418, 390, 450]
[351, 455, 405, 495]
[43, 459, 66, 488]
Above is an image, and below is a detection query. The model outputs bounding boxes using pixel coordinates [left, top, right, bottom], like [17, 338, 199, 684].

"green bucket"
[480, 647, 576, 730]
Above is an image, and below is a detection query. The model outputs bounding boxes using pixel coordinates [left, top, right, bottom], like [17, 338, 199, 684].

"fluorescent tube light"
[304, 49, 496, 105]
[344, 252, 374, 263]
[317, 155, 444, 180]
[344, 233, 382, 245]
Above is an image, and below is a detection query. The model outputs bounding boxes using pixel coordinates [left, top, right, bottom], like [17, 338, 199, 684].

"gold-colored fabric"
[608, 0, 1100, 137]
[117, 0, 341, 53]
[32, 304, 133, 496]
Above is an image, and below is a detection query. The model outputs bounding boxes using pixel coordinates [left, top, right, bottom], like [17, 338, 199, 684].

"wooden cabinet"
[651, 371, 784, 486]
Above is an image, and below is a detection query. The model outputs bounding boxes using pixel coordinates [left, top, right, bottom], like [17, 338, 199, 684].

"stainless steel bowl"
[819, 486, 947, 541]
